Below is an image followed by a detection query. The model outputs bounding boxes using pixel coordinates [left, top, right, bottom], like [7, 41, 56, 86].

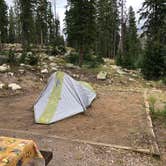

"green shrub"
[65, 51, 79, 65]
[149, 96, 157, 114]
[162, 77, 166, 85]
[65, 51, 104, 68]
[149, 96, 166, 122]
[20, 51, 38, 65]
[8, 50, 17, 65]
[51, 45, 66, 56]
[142, 41, 166, 80]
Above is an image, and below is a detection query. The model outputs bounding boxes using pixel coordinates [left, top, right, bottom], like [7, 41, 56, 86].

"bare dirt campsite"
[0, 0, 165, 165]
[0, 53, 165, 166]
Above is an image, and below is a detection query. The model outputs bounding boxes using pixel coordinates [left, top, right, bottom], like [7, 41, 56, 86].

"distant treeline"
[0, 0, 165, 79]
[0, 0, 64, 49]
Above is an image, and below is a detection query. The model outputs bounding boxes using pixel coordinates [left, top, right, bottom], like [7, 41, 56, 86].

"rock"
[103, 58, 115, 65]
[15, 52, 22, 60]
[20, 63, 26, 67]
[8, 72, 14, 77]
[111, 65, 120, 70]
[20, 63, 32, 69]
[108, 79, 112, 84]
[72, 74, 79, 79]
[39, 53, 48, 60]
[41, 69, 49, 74]
[8, 83, 22, 91]
[97, 71, 107, 80]
[116, 69, 126, 75]
[0, 83, 5, 89]
[50, 62, 57, 67]
[65, 63, 75, 68]
[27, 51, 33, 56]
[51, 67, 58, 72]
[131, 73, 138, 77]
[18, 69, 25, 74]
[129, 78, 136, 82]
[0, 64, 10, 72]
[65, 63, 80, 69]
[151, 89, 162, 93]
[48, 56, 56, 62]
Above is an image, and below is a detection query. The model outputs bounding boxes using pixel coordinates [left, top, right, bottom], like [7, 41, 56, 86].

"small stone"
[97, 71, 107, 80]
[50, 62, 57, 67]
[41, 69, 49, 74]
[116, 69, 126, 75]
[8, 83, 22, 91]
[72, 74, 79, 78]
[0, 83, 5, 89]
[65, 63, 80, 69]
[129, 78, 136, 82]
[0, 64, 10, 72]
[48, 56, 56, 61]
[8, 72, 14, 77]
[20, 63, 25, 67]
[18, 69, 25, 74]
[51, 67, 58, 72]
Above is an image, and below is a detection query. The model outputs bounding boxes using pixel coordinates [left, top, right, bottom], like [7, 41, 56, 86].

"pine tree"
[8, 7, 16, 43]
[13, 0, 21, 43]
[47, 2, 55, 45]
[0, 0, 8, 44]
[65, 0, 96, 66]
[118, 0, 127, 56]
[36, 0, 49, 46]
[139, 0, 166, 79]
[122, 6, 140, 69]
[96, 0, 119, 58]
[19, 0, 35, 49]
[54, 16, 61, 44]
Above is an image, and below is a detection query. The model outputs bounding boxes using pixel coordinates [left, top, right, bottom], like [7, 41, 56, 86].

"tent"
[34, 71, 96, 124]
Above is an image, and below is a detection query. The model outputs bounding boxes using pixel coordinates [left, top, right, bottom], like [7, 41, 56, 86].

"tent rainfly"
[34, 71, 96, 124]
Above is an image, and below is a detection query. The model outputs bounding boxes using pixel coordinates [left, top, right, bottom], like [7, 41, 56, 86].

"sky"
[6, 0, 144, 31]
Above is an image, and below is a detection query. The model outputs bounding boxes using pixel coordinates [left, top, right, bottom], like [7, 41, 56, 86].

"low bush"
[65, 51, 104, 68]
[149, 96, 166, 123]
[19, 51, 38, 65]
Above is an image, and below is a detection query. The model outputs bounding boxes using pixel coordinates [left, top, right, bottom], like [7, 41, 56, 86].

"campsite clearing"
[0, 62, 165, 165]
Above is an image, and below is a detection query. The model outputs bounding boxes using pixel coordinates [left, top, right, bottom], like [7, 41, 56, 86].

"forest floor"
[0, 54, 165, 165]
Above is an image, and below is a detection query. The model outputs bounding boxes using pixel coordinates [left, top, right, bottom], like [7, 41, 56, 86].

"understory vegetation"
[0, 0, 165, 81]
[149, 96, 166, 124]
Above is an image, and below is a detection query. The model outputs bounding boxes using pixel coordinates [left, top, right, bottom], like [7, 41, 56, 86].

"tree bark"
[79, 47, 83, 67]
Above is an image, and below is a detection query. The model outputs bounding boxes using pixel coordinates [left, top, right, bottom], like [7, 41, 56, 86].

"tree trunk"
[119, 0, 124, 56]
[79, 47, 83, 67]
[41, 30, 43, 48]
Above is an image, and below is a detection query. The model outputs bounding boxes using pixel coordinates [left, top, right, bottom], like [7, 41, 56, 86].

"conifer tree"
[19, 0, 35, 49]
[118, 0, 127, 56]
[96, 0, 119, 58]
[0, 0, 8, 44]
[8, 7, 16, 43]
[47, 2, 55, 45]
[13, 0, 21, 43]
[36, 0, 49, 46]
[65, 0, 96, 66]
[122, 6, 140, 68]
[139, 0, 166, 79]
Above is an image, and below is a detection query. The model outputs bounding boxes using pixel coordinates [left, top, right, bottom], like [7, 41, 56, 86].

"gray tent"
[34, 71, 96, 124]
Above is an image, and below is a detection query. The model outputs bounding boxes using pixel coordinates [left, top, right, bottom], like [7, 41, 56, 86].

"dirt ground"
[0, 66, 165, 165]
[0, 89, 152, 150]
[0, 129, 162, 166]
